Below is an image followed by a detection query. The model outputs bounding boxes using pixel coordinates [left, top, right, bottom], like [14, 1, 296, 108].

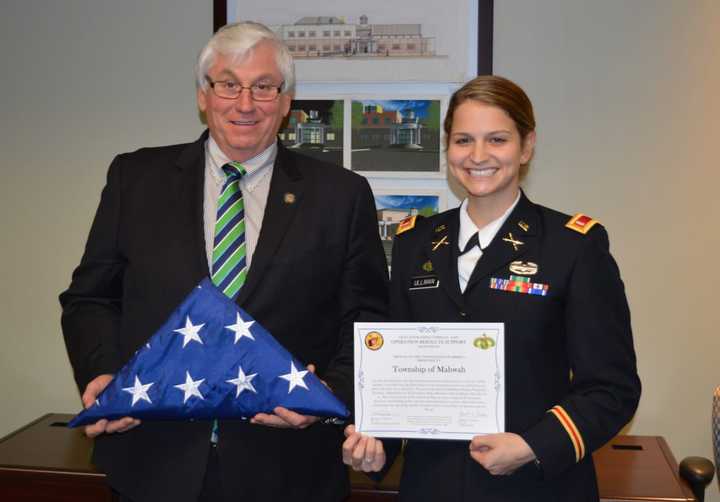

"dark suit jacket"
[384, 192, 640, 502]
[59, 132, 388, 502]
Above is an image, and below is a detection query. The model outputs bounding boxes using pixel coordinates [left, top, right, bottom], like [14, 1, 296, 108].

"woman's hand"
[469, 432, 536, 475]
[342, 424, 386, 472]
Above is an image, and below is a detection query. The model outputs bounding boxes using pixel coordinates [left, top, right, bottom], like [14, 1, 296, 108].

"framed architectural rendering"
[350, 98, 443, 176]
[280, 99, 344, 166]
[214, 0, 493, 82]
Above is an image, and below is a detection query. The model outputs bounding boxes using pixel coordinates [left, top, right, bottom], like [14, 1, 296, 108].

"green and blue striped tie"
[210, 161, 246, 444]
[211, 161, 247, 300]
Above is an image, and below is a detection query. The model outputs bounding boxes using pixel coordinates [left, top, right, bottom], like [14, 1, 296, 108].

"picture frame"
[213, 0, 493, 81]
[282, 99, 345, 167]
[372, 188, 447, 266]
[348, 97, 445, 178]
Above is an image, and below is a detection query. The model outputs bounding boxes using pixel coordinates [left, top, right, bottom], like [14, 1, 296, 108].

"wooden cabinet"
[0, 414, 696, 502]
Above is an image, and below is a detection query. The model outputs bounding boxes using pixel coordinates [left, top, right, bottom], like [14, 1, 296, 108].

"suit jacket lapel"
[465, 192, 540, 292]
[421, 209, 464, 310]
[174, 130, 211, 279]
[236, 144, 304, 305]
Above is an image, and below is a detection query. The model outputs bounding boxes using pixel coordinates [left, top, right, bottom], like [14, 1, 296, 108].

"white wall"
[1, 0, 718, 499]
[0, 0, 209, 431]
[495, 1, 720, 500]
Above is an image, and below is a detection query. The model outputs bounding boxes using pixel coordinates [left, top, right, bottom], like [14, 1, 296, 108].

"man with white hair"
[60, 21, 388, 502]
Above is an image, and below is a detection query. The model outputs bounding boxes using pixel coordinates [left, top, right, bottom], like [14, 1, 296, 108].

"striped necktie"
[211, 161, 247, 300]
[210, 161, 246, 444]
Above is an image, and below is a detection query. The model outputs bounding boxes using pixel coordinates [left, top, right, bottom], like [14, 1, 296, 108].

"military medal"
[490, 275, 549, 296]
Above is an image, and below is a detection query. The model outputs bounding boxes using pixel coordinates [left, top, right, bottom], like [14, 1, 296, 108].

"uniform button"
[459, 311, 467, 317]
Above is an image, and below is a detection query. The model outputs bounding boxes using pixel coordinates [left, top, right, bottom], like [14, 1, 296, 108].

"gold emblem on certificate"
[364, 331, 384, 351]
[473, 335, 496, 350]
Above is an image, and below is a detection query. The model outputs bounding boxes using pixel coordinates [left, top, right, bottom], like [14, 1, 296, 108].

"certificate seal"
[364, 331, 384, 351]
[473, 335, 496, 350]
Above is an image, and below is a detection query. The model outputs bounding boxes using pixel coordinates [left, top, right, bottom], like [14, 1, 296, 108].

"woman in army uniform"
[343, 75, 641, 501]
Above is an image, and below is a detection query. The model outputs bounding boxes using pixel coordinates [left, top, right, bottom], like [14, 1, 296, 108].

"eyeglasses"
[205, 77, 284, 101]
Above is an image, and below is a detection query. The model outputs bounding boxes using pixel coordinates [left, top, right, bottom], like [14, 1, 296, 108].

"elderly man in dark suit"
[60, 21, 388, 502]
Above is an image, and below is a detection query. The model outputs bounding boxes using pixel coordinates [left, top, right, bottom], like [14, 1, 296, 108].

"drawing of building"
[273, 15, 434, 58]
[391, 110, 423, 147]
[279, 108, 341, 149]
[356, 104, 424, 148]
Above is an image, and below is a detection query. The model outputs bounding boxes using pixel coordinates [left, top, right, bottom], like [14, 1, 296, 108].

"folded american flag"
[68, 278, 349, 427]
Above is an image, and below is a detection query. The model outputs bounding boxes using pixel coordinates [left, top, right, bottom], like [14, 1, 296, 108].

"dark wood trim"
[213, 0, 227, 33]
[0, 413, 49, 444]
[477, 0, 494, 74]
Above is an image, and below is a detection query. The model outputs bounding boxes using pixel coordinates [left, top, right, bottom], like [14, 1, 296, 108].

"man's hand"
[342, 424, 386, 472]
[468, 432, 536, 475]
[81, 374, 141, 438]
[250, 364, 323, 429]
[251, 406, 320, 429]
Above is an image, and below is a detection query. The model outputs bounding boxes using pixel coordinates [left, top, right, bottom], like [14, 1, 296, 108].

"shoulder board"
[565, 213, 600, 235]
[396, 215, 419, 236]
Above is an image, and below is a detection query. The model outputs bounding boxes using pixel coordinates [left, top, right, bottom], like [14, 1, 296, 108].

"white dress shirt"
[457, 192, 520, 293]
[203, 137, 275, 271]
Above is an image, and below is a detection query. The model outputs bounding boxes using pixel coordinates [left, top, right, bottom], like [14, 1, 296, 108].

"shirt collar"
[458, 191, 521, 252]
[206, 137, 277, 191]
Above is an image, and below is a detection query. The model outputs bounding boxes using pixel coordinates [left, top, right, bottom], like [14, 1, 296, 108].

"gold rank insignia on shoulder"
[396, 215, 418, 235]
[565, 213, 599, 235]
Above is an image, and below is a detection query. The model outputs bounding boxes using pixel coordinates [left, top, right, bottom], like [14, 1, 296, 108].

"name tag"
[409, 275, 440, 290]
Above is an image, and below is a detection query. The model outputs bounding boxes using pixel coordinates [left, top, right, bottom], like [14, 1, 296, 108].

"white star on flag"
[122, 376, 154, 406]
[279, 361, 309, 393]
[173, 371, 205, 403]
[226, 365, 258, 397]
[225, 313, 255, 343]
[173, 316, 205, 347]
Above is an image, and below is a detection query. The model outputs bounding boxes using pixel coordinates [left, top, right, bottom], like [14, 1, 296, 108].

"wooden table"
[0, 414, 696, 502]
